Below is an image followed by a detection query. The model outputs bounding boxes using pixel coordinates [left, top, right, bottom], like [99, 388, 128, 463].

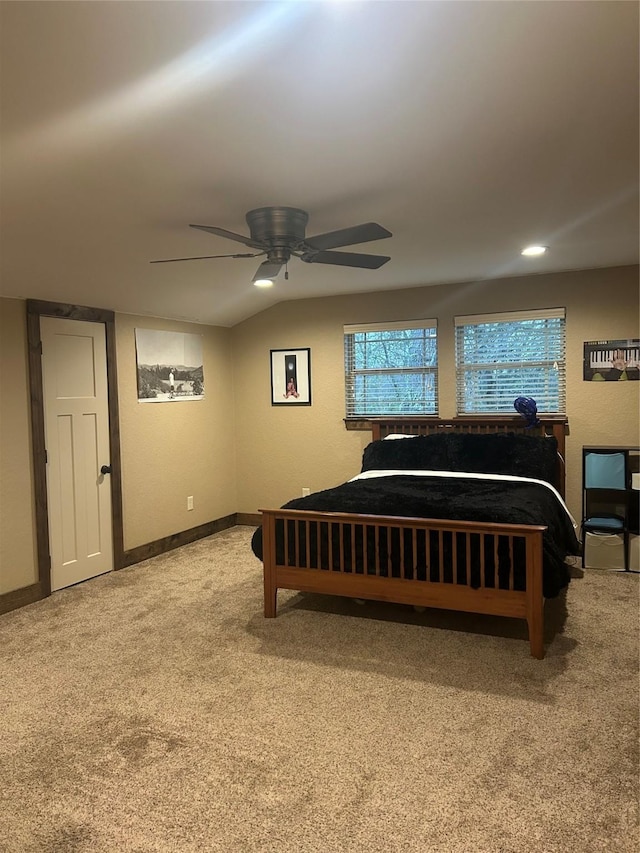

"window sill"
[344, 419, 372, 431]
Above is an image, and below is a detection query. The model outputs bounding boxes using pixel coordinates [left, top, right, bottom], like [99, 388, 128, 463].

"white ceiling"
[1, 1, 638, 327]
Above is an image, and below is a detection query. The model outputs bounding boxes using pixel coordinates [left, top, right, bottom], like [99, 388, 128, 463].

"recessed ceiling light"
[254, 278, 273, 288]
[521, 245, 548, 257]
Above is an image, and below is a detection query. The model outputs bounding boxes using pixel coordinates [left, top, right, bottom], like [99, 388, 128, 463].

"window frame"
[344, 319, 438, 419]
[454, 307, 566, 415]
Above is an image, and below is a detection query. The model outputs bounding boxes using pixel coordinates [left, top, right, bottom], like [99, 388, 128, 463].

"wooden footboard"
[260, 508, 547, 659]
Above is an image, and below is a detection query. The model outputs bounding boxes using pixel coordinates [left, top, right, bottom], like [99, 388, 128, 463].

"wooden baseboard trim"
[0, 582, 43, 615]
[235, 513, 261, 526]
[1, 514, 256, 615]
[120, 513, 238, 568]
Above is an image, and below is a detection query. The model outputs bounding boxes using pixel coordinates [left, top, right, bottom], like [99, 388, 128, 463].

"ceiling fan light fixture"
[254, 278, 273, 288]
[153, 207, 392, 277]
[521, 245, 548, 257]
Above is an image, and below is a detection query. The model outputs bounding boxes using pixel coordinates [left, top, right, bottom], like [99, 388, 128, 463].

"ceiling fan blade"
[252, 260, 283, 281]
[189, 223, 265, 250]
[150, 252, 260, 264]
[304, 222, 392, 251]
[302, 250, 390, 269]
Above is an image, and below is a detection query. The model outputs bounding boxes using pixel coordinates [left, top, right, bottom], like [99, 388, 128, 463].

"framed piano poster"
[583, 339, 640, 381]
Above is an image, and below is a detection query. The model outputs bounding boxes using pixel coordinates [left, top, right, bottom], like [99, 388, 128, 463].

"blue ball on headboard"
[514, 396, 541, 428]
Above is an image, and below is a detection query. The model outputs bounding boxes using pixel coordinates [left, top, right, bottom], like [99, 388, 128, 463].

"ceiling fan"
[150, 207, 392, 282]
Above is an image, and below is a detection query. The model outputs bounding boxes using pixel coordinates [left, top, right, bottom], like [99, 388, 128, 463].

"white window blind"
[344, 319, 438, 417]
[454, 308, 566, 414]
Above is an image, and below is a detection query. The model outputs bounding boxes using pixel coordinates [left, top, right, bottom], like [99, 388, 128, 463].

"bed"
[252, 416, 579, 658]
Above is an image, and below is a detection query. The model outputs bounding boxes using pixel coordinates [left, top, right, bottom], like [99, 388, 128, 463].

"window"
[454, 308, 566, 414]
[344, 320, 438, 417]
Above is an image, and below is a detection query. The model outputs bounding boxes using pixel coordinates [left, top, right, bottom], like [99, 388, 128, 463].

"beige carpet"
[1, 526, 638, 853]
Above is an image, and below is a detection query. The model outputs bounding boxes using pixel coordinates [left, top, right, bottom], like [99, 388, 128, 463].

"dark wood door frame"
[26, 300, 125, 597]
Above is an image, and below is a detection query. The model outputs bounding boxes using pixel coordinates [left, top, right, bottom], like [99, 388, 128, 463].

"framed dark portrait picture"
[270, 348, 311, 405]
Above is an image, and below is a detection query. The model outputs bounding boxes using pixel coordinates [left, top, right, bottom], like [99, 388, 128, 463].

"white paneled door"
[41, 317, 113, 590]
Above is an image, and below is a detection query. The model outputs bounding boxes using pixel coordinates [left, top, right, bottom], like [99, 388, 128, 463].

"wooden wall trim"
[25, 300, 115, 323]
[120, 514, 238, 567]
[26, 303, 52, 597]
[236, 513, 261, 526]
[104, 314, 126, 570]
[1, 514, 244, 615]
[0, 583, 43, 616]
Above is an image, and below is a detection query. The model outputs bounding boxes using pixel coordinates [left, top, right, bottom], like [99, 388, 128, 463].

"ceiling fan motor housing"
[246, 207, 309, 247]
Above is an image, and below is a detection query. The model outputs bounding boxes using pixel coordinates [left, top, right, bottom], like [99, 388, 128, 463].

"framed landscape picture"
[270, 348, 311, 406]
[135, 329, 204, 402]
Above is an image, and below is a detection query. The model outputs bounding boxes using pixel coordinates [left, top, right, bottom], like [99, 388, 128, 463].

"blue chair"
[581, 451, 629, 571]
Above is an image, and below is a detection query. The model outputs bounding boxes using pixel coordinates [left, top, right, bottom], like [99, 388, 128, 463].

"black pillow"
[361, 434, 452, 473]
[445, 432, 559, 484]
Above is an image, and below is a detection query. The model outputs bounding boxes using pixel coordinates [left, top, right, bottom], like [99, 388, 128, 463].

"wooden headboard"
[368, 416, 568, 497]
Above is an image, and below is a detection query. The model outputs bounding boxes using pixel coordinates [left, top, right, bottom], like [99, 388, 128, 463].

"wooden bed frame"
[259, 416, 568, 659]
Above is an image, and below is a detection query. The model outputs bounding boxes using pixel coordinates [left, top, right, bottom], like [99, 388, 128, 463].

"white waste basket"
[583, 532, 625, 570]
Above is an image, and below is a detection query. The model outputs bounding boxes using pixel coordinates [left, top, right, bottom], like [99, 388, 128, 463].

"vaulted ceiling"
[1, 1, 638, 326]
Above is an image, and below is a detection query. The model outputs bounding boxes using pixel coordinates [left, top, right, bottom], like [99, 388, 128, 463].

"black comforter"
[251, 474, 580, 598]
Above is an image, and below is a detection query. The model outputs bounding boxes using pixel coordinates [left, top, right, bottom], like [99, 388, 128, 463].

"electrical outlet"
[302, 487, 311, 497]
[187, 496, 194, 511]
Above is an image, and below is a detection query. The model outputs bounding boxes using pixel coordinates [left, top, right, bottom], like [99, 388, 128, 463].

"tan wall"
[116, 313, 237, 550]
[1, 266, 638, 597]
[0, 299, 38, 594]
[0, 301, 238, 595]
[232, 265, 640, 523]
